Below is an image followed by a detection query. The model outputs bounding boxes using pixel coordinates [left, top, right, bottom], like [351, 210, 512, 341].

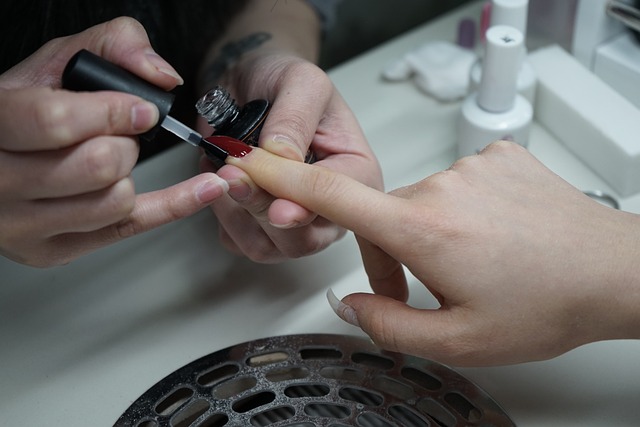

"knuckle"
[104, 16, 146, 38]
[302, 167, 345, 206]
[32, 97, 73, 145]
[104, 97, 129, 133]
[82, 139, 129, 185]
[105, 178, 136, 220]
[275, 111, 314, 152]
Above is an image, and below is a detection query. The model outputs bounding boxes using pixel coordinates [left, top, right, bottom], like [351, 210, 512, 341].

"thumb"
[259, 77, 331, 162]
[356, 235, 409, 302]
[336, 292, 460, 363]
[5, 17, 182, 90]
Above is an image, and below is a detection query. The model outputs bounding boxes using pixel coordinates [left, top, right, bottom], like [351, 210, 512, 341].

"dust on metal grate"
[115, 334, 515, 427]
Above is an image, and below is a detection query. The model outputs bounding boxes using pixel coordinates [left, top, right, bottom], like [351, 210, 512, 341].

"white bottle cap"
[492, 0, 529, 35]
[477, 25, 524, 113]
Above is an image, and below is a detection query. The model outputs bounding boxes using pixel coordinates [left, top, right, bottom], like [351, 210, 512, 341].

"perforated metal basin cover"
[115, 334, 514, 427]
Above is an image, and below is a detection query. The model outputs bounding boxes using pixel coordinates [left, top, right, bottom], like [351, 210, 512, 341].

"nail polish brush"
[61, 49, 241, 163]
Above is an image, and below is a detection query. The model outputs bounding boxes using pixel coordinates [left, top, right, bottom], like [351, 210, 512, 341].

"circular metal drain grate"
[115, 334, 514, 427]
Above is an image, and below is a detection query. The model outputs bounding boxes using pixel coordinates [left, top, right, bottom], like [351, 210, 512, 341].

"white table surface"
[2, 2, 640, 426]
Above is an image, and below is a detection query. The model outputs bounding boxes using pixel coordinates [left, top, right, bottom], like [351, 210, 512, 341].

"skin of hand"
[196, 0, 384, 263]
[226, 141, 640, 367]
[0, 17, 228, 267]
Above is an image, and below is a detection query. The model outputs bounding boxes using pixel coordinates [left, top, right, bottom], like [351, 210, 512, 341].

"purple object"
[457, 18, 477, 49]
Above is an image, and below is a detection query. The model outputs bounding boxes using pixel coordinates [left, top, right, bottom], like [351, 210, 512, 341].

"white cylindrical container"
[469, 58, 536, 104]
[457, 94, 532, 157]
[492, 0, 529, 35]
[457, 25, 533, 157]
[470, 0, 536, 104]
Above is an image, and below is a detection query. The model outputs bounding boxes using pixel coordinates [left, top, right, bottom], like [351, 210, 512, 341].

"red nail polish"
[203, 135, 252, 158]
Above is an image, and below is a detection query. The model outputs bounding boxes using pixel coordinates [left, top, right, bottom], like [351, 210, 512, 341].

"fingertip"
[262, 135, 305, 161]
[268, 199, 315, 229]
[131, 101, 159, 132]
[195, 174, 229, 204]
[327, 289, 360, 327]
[143, 51, 184, 87]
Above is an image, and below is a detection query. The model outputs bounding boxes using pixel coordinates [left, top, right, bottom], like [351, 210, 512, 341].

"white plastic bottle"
[457, 25, 533, 157]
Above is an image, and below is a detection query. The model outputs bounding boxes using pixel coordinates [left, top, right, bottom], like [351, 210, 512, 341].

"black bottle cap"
[62, 49, 175, 141]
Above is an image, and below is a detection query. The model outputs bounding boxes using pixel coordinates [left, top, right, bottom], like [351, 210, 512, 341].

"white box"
[529, 45, 640, 196]
[594, 33, 640, 109]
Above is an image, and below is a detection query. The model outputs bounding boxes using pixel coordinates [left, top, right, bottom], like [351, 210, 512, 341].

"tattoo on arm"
[200, 32, 272, 89]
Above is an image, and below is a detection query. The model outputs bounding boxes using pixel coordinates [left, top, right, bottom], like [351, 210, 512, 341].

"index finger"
[226, 147, 410, 245]
[0, 87, 158, 151]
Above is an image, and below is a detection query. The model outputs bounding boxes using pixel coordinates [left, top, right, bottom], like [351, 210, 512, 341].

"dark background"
[319, 0, 472, 69]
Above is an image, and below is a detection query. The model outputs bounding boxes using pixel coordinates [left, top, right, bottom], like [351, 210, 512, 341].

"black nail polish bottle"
[195, 86, 315, 163]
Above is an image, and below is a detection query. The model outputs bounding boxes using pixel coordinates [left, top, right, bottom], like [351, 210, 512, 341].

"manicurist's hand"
[226, 141, 640, 366]
[197, 0, 383, 263]
[0, 17, 228, 267]
[200, 53, 382, 262]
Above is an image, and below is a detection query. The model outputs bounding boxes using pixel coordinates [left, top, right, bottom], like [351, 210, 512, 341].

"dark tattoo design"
[201, 32, 272, 88]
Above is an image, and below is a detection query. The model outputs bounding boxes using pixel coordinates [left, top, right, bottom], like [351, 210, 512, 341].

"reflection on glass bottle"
[196, 86, 315, 164]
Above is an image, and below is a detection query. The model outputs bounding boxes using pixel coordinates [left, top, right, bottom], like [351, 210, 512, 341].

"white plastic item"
[470, 0, 536, 104]
[382, 41, 477, 102]
[529, 45, 640, 197]
[457, 25, 533, 157]
[492, 0, 529, 35]
[594, 32, 640, 109]
[572, 0, 624, 69]
[470, 57, 536, 105]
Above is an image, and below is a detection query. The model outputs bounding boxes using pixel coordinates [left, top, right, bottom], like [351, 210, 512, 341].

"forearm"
[198, 0, 321, 92]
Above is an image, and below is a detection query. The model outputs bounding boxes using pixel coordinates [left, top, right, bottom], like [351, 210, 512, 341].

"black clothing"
[0, 0, 248, 161]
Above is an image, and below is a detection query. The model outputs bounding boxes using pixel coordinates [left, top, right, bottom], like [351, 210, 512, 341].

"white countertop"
[2, 2, 640, 426]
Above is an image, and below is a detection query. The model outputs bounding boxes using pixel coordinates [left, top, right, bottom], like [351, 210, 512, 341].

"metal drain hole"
[300, 347, 342, 360]
[213, 376, 257, 399]
[265, 367, 310, 382]
[115, 335, 515, 427]
[232, 390, 276, 413]
[248, 351, 289, 367]
[338, 387, 383, 406]
[444, 392, 481, 422]
[155, 387, 194, 416]
[356, 412, 393, 426]
[319, 366, 365, 382]
[197, 363, 240, 387]
[416, 398, 456, 427]
[372, 376, 416, 400]
[197, 413, 228, 427]
[388, 405, 430, 427]
[284, 383, 331, 398]
[401, 366, 442, 391]
[135, 419, 157, 427]
[304, 402, 351, 418]
[251, 405, 296, 426]
[171, 399, 210, 427]
[351, 353, 394, 370]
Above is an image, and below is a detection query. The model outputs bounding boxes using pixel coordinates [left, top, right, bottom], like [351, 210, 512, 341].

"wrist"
[583, 209, 640, 342]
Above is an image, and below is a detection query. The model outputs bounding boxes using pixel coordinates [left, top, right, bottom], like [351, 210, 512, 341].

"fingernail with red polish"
[205, 135, 253, 158]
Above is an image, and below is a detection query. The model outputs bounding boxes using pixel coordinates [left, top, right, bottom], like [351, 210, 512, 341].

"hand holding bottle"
[0, 18, 228, 267]
[196, 0, 384, 263]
